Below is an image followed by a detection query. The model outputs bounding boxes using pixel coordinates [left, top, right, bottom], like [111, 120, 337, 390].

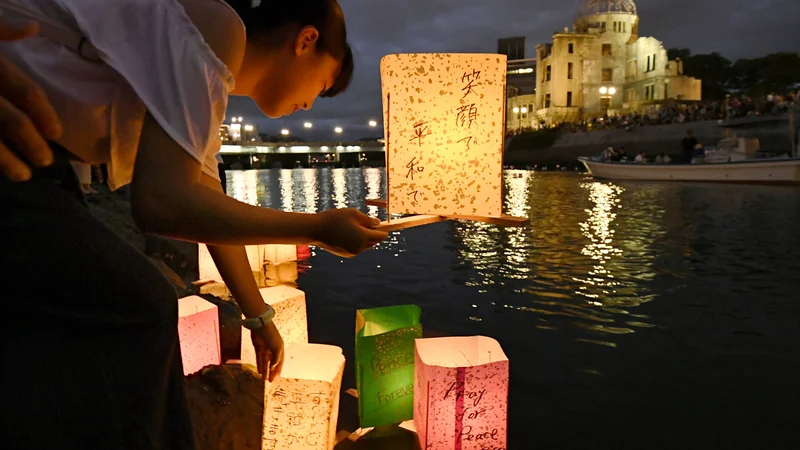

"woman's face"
[248, 27, 341, 118]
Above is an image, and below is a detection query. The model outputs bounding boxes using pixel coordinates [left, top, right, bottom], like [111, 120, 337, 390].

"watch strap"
[241, 304, 276, 330]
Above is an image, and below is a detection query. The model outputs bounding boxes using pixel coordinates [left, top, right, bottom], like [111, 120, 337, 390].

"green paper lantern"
[355, 304, 423, 428]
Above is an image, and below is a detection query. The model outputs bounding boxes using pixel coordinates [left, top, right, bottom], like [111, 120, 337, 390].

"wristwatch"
[241, 304, 276, 330]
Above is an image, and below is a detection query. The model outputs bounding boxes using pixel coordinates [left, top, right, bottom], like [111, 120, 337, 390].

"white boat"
[579, 138, 800, 184]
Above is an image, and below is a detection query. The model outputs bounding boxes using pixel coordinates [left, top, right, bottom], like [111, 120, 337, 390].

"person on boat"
[0, 0, 388, 448]
[693, 143, 706, 162]
[682, 130, 698, 162]
[655, 153, 672, 164]
[635, 152, 648, 163]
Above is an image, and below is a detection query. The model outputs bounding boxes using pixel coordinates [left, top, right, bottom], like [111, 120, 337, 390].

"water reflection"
[225, 168, 800, 345]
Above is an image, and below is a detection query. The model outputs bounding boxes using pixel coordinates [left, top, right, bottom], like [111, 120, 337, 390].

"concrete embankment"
[504, 115, 798, 168]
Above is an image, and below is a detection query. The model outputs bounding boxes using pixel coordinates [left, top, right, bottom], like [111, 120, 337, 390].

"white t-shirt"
[0, 0, 240, 189]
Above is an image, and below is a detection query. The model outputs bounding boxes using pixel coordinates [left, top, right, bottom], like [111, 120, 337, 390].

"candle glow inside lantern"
[177, 295, 221, 375]
[355, 304, 423, 428]
[241, 285, 308, 367]
[262, 343, 345, 450]
[414, 336, 509, 450]
[380, 53, 506, 218]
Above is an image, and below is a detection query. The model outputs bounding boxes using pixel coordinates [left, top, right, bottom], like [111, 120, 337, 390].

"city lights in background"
[280, 129, 290, 136]
[244, 124, 253, 131]
[334, 126, 343, 134]
[304, 122, 313, 128]
[368, 120, 378, 127]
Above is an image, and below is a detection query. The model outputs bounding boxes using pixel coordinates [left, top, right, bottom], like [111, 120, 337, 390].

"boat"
[579, 137, 800, 184]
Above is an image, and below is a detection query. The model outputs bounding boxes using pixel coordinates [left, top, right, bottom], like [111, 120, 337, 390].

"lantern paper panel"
[198, 244, 297, 283]
[242, 286, 309, 367]
[380, 53, 506, 217]
[355, 304, 422, 428]
[177, 295, 221, 375]
[414, 336, 509, 450]
[262, 343, 345, 450]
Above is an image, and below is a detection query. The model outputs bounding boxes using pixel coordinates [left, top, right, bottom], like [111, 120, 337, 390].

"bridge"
[218, 141, 386, 168]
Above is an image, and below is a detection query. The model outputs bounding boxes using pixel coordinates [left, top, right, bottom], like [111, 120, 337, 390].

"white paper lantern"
[177, 295, 221, 375]
[198, 244, 298, 283]
[262, 343, 345, 450]
[414, 336, 509, 450]
[241, 285, 309, 367]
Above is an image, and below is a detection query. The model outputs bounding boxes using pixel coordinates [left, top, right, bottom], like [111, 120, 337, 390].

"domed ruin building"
[532, 0, 701, 124]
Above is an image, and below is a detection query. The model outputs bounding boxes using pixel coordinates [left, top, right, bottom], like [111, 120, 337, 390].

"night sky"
[227, 0, 797, 140]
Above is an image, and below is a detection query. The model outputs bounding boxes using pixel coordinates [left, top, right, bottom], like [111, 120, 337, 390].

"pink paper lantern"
[414, 336, 509, 450]
[177, 296, 221, 375]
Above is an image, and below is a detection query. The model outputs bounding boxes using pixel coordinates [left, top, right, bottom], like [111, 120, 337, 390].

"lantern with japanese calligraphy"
[241, 285, 308, 367]
[414, 336, 509, 450]
[380, 54, 506, 218]
[177, 295, 221, 375]
[355, 304, 423, 428]
[262, 343, 345, 450]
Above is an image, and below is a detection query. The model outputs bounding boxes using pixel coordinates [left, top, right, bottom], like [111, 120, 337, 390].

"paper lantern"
[198, 244, 297, 283]
[198, 243, 261, 282]
[414, 336, 509, 450]
[177, 295, 221, 375]
[355, 304, 422, 428]
[241, 285, 308, 366]
[380, 53, 506, 217]
[262, 343, 345, 450]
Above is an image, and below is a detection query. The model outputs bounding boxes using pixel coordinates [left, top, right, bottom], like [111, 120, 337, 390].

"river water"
[227, 168, 800, 449]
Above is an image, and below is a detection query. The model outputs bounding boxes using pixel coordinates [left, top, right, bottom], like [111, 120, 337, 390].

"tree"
[730, 53, 800, 97]
[667, 48, 692, 62]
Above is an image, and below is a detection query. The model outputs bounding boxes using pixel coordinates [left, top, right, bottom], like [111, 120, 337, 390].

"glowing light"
[334, 126, 343, 134]
[521, 107, 528, 113]
[608, 87, 617, 95]
[280, 128, 290, 136]
[513, 107, 520, 113]
[599, 86, 608, 94]
[368, 120, 378, 127]
[303, 121, 313, 128]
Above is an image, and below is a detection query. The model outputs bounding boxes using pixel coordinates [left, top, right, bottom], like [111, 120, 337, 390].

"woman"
[0, 0, 386, 447]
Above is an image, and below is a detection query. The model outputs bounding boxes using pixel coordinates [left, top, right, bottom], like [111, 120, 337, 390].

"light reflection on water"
[226, 167, 800, 447]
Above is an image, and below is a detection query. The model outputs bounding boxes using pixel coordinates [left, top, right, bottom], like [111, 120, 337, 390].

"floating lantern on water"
[262, 343, 345, 450]
[241, 285, 308, 367]
[414, 336, 509, 450]
[177, 295, 221, 375]
[355, 304, 422, 428]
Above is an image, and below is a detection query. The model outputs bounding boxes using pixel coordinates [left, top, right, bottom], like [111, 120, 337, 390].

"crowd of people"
[507, 91, 799, 137]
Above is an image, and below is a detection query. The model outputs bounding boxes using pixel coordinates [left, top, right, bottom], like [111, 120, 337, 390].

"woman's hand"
[251, 321, 284, 382]
[314, 208, 388, 258]
[0, 20, 62, 181]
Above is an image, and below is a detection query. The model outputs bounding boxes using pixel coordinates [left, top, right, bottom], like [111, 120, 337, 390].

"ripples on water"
[227, 168, 800, 448]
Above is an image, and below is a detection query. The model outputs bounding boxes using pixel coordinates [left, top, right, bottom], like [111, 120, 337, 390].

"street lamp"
[608, 87, 617, 95]
[520, 107, 528, 113]
[237, 116, 243, 122]
[280, 128, 290, 136]
[368, 120, 377, 127]
[244, 124, 254, 131]
[599, 86, 608, 95]
[303, 122, 313, 129]
[513, 107, 520, 113]
[334, 126, 343, 134]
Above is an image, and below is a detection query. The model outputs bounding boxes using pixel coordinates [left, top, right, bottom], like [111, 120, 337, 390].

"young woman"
[0, 0, 387, 447]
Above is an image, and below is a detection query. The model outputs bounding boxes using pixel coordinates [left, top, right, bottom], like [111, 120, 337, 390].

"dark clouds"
[228, 0, 798, 139]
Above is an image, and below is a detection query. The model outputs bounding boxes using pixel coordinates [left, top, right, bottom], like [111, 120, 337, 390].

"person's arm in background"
[0, 19, 62, 181]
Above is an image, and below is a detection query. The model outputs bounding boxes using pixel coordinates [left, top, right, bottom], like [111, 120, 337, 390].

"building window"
[600, 22, 606, 32]
[568, 43, 574, 53]
[567, 62, 573, 80]
[646, 54, 657, 72]
[602, 44, 612, 56]
[613, 22, 617, 32]
[545, 65, 551, 81]
[602, 68, 613, 82]
[567, 91, 573, 107]
[627, 59, 638, 77]
[623, 22, 627, 33]
[645, 84, 655, 100]
[545, 93, 551, 108]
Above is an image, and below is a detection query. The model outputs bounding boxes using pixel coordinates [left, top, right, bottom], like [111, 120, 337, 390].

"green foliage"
[666, 48, 800, 100]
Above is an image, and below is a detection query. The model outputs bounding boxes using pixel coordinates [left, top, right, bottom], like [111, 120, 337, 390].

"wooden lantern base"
[365, 198, 529, 232]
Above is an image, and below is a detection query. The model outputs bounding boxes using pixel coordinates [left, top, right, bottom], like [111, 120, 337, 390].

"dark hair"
[226, 0, 353, 97]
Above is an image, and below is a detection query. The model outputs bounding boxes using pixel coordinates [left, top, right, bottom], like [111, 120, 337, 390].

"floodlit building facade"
[534, 0, 701, 124]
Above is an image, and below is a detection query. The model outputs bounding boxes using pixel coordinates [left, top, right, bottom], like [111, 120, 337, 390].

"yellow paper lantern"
[414, 336, 509, 450]
[177, 295, 221, 375]
[263, 343, 345, 450]
[241, 286, 309, 367]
